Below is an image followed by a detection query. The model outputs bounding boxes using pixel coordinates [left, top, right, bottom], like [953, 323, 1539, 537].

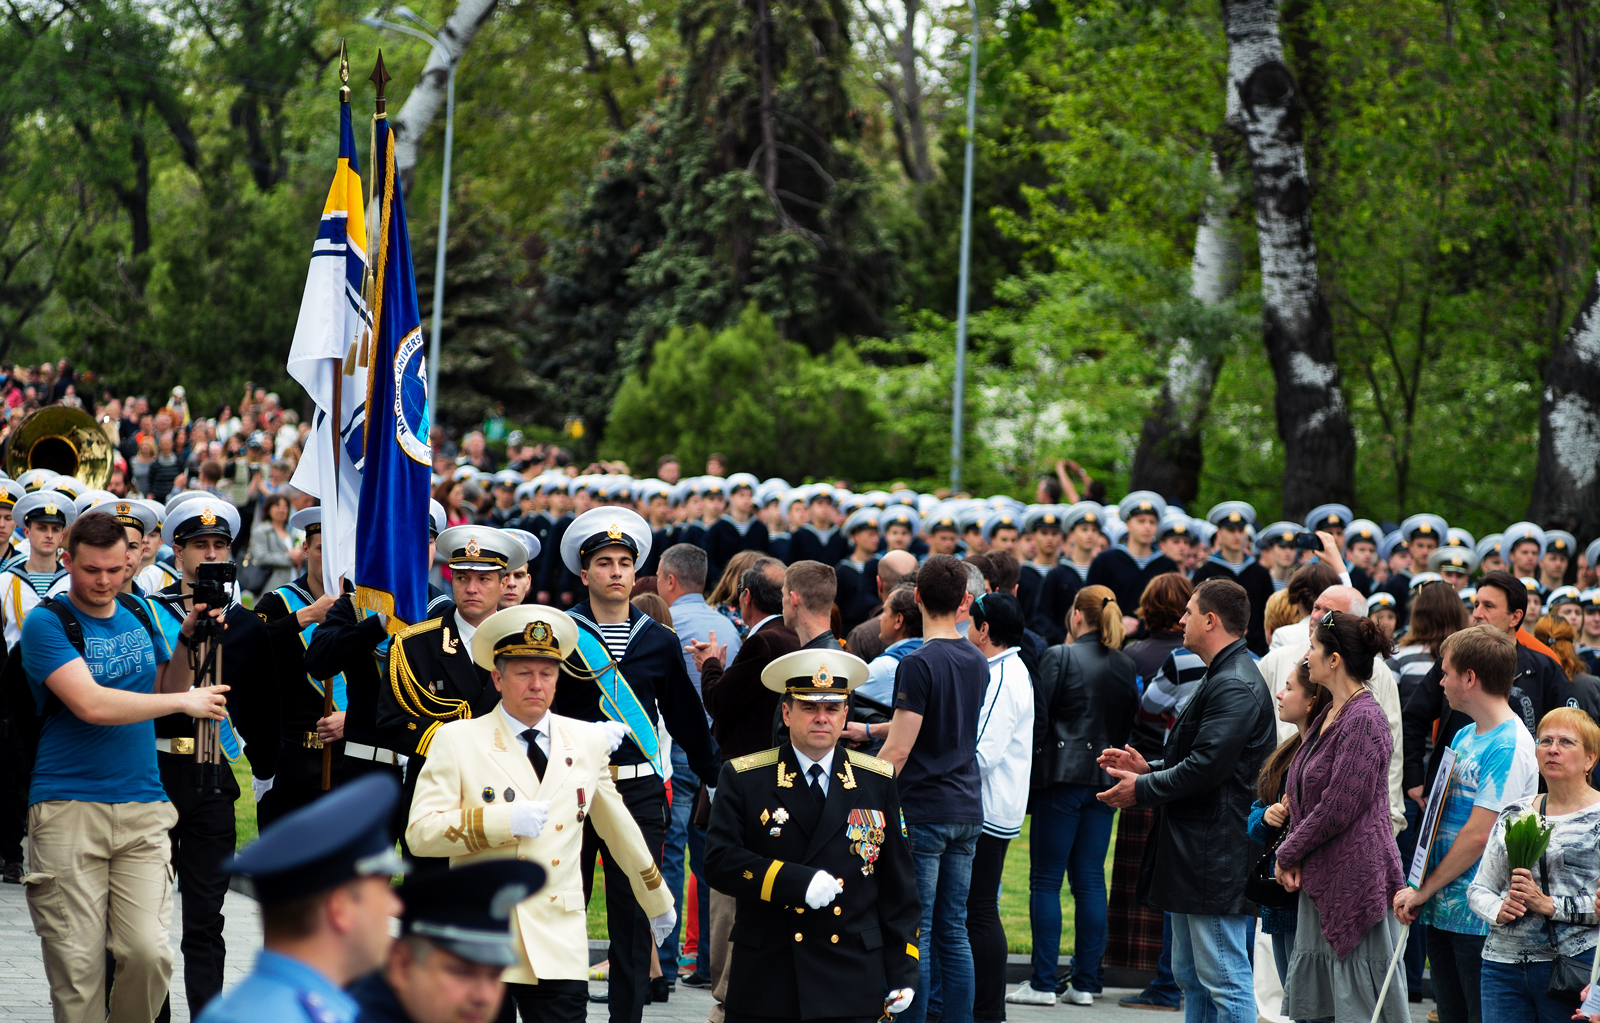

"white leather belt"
[609, 762, 657, 780]
[155, 738, 195, 755]
[345, 743, 399, 765]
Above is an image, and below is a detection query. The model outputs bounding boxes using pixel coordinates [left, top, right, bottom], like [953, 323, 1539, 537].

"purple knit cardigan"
[1275, 691, 1404, 959]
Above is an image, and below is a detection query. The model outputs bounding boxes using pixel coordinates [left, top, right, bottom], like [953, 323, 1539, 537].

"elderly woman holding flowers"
[1467, 707, 1600, 1023]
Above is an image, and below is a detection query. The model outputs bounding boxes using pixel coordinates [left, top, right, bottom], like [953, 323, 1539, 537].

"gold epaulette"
[846, 748, 894, 777]
[395, 616, 445, 642]
[731, 748, 781, 772]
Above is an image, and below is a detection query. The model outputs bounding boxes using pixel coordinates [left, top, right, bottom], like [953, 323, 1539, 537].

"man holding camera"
[149, 495, 282, 1019]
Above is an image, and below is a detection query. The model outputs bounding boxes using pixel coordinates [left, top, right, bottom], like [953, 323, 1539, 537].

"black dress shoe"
[649, 977, 671, 1003]
[681, 972, 712, 989]
[1, 861, 22, 884]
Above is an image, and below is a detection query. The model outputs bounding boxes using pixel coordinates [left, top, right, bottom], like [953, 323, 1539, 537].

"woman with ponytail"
[1273, 610, 1409, 1022]
[1007, 585, 1138, 1007]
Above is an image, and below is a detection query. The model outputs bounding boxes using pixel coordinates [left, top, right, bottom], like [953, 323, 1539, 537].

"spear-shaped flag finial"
[338, 39, 350, 104]
[369, 50, 391, 117]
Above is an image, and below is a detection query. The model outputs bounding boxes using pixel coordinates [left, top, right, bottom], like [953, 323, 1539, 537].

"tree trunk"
[1130, 154, 1237, 503]
[757, 0, 778, 197]
[1528, 269, 1600, 542]
[390, 0, 498, 186]
[899, 0, 931, 183]
[1224, 0, 1354, 520]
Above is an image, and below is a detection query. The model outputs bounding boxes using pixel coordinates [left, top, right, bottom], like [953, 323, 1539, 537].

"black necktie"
[807, 763, 826, 803]
[523, 729, 547, 781]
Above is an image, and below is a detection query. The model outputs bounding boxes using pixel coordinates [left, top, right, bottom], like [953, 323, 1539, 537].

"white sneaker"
[1005, 983, 1057, 1006]
[1061, 986, 1094, 1006]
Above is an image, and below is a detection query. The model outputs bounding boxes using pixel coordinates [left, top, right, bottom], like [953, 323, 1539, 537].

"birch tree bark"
[1224, 0, 1354, 518]
[1130, 153, 1237, 502]
[389, 0, 498, 187]
[1528, 272, 1600, 541]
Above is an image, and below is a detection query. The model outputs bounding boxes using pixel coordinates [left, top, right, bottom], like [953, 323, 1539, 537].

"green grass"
[232, 758, 259, 847]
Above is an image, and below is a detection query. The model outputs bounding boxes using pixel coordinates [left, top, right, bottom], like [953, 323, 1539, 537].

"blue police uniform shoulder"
[196, 951, 359, 1023]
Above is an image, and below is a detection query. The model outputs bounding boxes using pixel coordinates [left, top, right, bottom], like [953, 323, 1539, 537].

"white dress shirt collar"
[499, 702, 550, 756]
[791, 745, 836, 795]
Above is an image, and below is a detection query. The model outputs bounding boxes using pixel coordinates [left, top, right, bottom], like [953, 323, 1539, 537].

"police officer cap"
[74, 489, 119, 515]
[1409, 572, 1443, 592]
[398, 859, 549, 967]
[1367, 591, 1398, 613]
[1446, 527, 1477, 550]
[429, 499, 447, 538]
[163, 497, 240, 546]
[502, 528, 542, 565]
[1588, 538, 1600, 574]
[1548, 586, 1582, 609]
[725, 472, 760, 494]
[0, 479, 24, 510]
[290, 507, 322, 537]
[1207, 501, 1256, 529]
[15, 490, 79, 529]
[1023, 505, 1064, 535]
[561, 507, 652, 575]
[1427, 546, 1480, 576]
[492, 470, 522, 489]
[15, 468, 60, 493]
[469, 604, 578, 671]
[1061, 502, 1104, 534]
[1256, 521, 1303, 552]
[1157, 511, 1192, 542]
[1476, 533, 1505, 563]
[760, 648, 869, 703]
[1377, 530, 1407, 562]
[106, 499, 159, 536]
[1344, 519, 1382, 546]
[880, 506, 921, 536]
[1399, 514, 1449, 543]
[1502, 521, 1546, 555]
[49, 475, 87, 501]
[1544, 530, 1577, 558]
[1304, 504, 1353, 532]
[981, 510, 1020, 544]
[1118, 491, 1167, 523]
[843, 507, 881, 536]
[226, 773, 406, 906]
[437, 526, 529, 575]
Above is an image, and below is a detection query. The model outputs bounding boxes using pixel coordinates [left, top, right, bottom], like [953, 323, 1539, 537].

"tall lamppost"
[362, 7, 454, 442]
[950, 0, 978, 493]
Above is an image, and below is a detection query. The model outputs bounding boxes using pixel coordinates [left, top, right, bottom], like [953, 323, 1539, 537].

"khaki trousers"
[24, 799, 178, 1023]
[707, 889, 736, 1023]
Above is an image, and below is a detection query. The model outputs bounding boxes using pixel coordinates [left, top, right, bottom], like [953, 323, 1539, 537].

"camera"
[193, 561, 236, 619]
[1293, 531, 1324, 552]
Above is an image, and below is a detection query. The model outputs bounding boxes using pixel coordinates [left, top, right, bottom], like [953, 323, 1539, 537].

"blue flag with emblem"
[571, 622, 662, 777]
[354, 110, 430, 632]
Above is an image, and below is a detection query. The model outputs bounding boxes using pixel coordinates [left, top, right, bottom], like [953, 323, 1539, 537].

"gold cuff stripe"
[906, 943, 919, 960]
[468, 807, 487, 852]
[416, 719, 442, 757]
[760, 860, 783, 902]
[640, 865, 663, 891]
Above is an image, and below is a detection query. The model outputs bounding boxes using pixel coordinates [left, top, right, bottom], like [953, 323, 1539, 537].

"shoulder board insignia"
[396, 617, 445, 641]
[846, 749, 894, 777]
[731, 748, 781, 773]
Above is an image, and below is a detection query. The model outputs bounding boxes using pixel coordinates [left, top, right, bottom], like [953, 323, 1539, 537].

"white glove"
[599, 720, 630, 754]
[508, 799, 550, 839]
[649, 904, 677, 947]
[805, 871, 843, 909]
[251, 775, 274, 803]
[886, 989, 915, 1014]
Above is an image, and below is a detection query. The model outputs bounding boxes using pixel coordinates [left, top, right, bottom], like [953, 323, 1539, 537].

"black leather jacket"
[1134, 638, 1277, 916]
[1036, 634, 1139, 788]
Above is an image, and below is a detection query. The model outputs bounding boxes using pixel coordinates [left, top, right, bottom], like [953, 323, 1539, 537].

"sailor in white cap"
[1501, 522, 1546, 581]
[1087, 492, 1178, 618]
[706, 472, 770, 583]
[0, 478, 25, 569]
[0, 491, 79, 642]
[1426, 546, 1480, 592]
[1539, 530, 1578, 593]
[787, 486, 848, 567]
[499, 528, 542, 608]
[487, 470, 523, 528]
[1193, 502, 1275, 654]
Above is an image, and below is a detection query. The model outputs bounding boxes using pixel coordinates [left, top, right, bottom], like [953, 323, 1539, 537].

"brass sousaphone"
[4, 406, 114, 489]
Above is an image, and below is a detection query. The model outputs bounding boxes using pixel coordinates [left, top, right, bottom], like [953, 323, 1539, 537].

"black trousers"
[967, 833, 1012, 1023]
[497, 979, 589, 1023]
[155, 753, 237, 1021]
[581, 773, 668, 1023]
[256, 742, 347, 830]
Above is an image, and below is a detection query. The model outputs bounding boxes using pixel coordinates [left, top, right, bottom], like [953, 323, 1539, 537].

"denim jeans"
[1026, 783, 1116, 993]
[901, 821, 982, 1023]
[1168, 913, 1255, 1023]
[1146, 912, 1184, 1006]
[1428, 926, 1487, 1023]
[1482, 954, 1592, 1023]
[658, 747, 709, 976]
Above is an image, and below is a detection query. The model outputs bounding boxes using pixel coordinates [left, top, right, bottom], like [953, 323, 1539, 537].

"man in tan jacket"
[407, 604, 676, 1023]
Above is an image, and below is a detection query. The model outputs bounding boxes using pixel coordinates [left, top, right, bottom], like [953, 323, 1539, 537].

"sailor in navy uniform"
[1344, 519, 1383, 596]
[488, 470, 524, 527]
[786, 486, 848, 566]
[835, 508, 882, 634]
[149, 496, 282, 1020]
[552, 506, 719, 1023]
[351, 860, 549, 1023]
[703, 648, 920, 1023]
[1192, 501, 1275, 654]
[0, 490, 76, 649]
[1086, 492, 1179, 614]
[1038, 502, 1104, 646]
[254, 507, 347, 826]
[196, 775, 408, 1023]
[0, 478, 25, 570]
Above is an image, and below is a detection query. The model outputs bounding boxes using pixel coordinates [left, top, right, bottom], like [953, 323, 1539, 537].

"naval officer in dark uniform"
[703, 648, 920, 1023]
[196, 774, 408, 1023]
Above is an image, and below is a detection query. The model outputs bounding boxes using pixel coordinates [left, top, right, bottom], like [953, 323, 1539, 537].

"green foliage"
[1503, 808, 1554, 872]
[603, 303, 897, 481]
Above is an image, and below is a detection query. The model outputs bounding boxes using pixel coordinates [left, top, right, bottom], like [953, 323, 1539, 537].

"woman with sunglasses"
[1466, 707, 1600, 1023]
[1273, 609, 1408, 1022]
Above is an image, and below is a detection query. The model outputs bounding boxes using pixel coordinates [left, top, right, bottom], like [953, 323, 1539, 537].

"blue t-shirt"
[21, 594, 172, 806]
[1422, 716, 1538, 935]
[893, 637, 988, 825]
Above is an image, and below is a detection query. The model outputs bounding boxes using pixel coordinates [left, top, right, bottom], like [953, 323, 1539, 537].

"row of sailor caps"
[1500, 521, 1582, 560]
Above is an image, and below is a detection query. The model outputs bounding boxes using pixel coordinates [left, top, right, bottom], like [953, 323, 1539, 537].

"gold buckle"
[171, 738, 195, 755]
[303, 731, 325, 750]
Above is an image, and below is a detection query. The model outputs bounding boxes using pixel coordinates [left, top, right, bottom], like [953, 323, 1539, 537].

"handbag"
[1537, 802, 1588, 1004]
[1244, 816, 1299, 910]
[237, 553, 270, 595]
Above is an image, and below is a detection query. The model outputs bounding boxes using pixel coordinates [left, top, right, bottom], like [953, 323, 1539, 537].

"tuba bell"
[3, 406, 114, 489]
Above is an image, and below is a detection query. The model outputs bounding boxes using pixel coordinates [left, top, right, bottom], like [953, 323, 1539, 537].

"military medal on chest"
[846, 809, 886, 875]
